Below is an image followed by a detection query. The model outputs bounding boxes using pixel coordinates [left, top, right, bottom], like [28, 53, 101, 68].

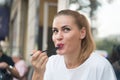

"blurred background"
[0, 0, 120, 64]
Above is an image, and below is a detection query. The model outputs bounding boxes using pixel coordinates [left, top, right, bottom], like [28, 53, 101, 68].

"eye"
[63, 27, 71, 33]
[52, 28, 58, 34]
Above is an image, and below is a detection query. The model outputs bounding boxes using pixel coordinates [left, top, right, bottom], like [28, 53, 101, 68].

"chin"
[56, 51, 65, 55]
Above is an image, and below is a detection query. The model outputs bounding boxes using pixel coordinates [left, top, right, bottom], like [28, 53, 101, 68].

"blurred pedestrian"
[12, 53, 28, 80]
[0, 44, 20, 80]
[108, 45, 120, 80]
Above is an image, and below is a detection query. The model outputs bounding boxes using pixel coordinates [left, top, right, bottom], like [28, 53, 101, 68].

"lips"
[57, 43, 64, 49]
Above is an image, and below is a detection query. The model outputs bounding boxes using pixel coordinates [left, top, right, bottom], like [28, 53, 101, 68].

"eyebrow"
[52, 27, 57, 30]
[52, 25, 70, 29]
[62, 25, 69, 28]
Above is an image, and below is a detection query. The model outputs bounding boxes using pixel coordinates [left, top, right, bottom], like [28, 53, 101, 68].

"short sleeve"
[99, 62, 117, 80]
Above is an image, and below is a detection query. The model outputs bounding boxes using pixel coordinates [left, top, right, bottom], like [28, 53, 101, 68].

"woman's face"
[52, 15, 84, 55]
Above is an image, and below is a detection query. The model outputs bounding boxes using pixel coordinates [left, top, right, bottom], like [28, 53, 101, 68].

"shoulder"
[2, 54, 11, 59]
[2, 54, 14, 66]
[90, 53, 117, 80]
[87, 52, 116, 77]
[90, 52, 110, 63]
[1, 54, 12, 61]
[88, 52, 112, 69]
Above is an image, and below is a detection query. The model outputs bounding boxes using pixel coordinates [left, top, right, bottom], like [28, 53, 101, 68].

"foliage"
[69, 0, 120, 55]
[95, 36, 120, 55]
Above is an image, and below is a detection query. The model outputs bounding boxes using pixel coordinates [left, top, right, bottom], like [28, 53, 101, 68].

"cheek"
[67, 37, 80, 52]
[52, 35, 55, 43]
[66, 34, 80, 46]
[68, 36, 79, 44]
[66, 32, 79, 41]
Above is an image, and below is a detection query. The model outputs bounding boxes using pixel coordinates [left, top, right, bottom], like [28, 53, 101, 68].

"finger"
[39, 52, 47, 58]
[39, 54, 48, 66]
[29, 50, 37, 56]
[41, 57, 48, 69]
[33, 53, 47, 69]
[31, 51, 46, 67]
[32, 50, 42, 60]
[31, 50, 37, 54]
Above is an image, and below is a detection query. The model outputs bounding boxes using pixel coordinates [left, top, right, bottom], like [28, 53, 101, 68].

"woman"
[31, 9, 116, 80]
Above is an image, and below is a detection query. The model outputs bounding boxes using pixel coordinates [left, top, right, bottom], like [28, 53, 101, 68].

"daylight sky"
[97, 0, 120, 38]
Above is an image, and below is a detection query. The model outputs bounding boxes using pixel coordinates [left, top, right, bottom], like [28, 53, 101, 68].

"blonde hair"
[54, 9, 96, 60]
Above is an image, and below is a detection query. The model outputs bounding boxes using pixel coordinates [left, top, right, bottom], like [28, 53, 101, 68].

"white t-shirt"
[44, 52, 117, 80]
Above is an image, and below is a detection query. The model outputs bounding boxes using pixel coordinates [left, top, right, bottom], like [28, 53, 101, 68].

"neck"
[65, 58, 80, 69]
[64, 49, 84, 69]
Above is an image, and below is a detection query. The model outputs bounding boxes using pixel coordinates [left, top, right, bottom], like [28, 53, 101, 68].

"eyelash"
[52, 27, 71, 34]
[63, 28, 71, 32]
[52, 29, 58, 33]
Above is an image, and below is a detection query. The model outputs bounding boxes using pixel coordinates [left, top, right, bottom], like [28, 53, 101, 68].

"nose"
[56, 31, 63, 41]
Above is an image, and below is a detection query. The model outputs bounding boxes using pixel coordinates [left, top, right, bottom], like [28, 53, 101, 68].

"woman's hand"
[31, 50, 48, 80]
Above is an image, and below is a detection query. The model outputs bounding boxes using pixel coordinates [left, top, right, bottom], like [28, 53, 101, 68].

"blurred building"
[0, 0, 12, 56]
[0, 0, 12, 41]
[8, 0, 69, 63]
[1, 0, 99, 64]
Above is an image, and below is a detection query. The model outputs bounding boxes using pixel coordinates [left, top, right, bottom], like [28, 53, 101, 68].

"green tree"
[96, 36, 120, 54]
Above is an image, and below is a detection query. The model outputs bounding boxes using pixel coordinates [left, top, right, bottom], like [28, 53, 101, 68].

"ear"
[79, 27, 86, 39]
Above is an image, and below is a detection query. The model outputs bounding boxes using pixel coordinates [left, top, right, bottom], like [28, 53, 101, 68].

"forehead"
[52, 15, 75, 27]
